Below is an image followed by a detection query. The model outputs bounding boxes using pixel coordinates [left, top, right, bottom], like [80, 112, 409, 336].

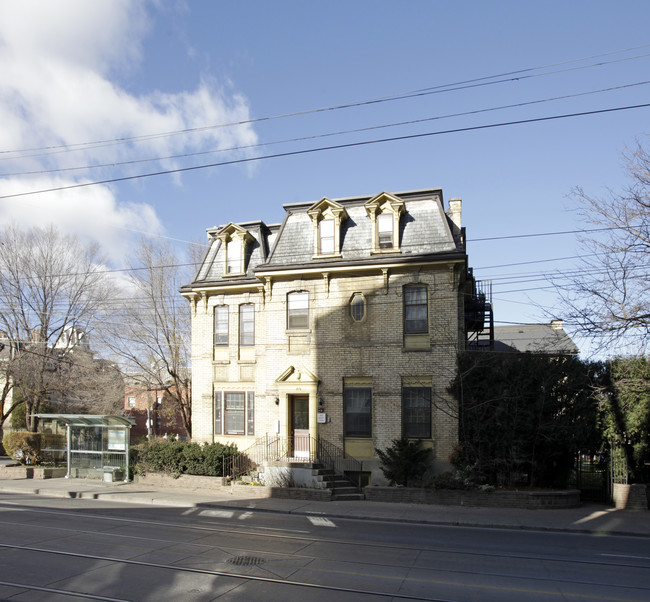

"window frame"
[402, 386, 432, 439]
[226, 237, 242, 275]
[287, 291, 309, 330]
[404, 285, 429, 335]
[214, 305, 229, 346]
[350, 293, 366, 322]
[377, 213, 394, 249]
[239, 304, 255, 346]
[343, 387, 372, 438]
[319, 218, 335, 254]
[215, 390, 254, 436]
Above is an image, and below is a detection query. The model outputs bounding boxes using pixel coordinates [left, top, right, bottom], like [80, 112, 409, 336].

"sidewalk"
[1, 474, 649, 537]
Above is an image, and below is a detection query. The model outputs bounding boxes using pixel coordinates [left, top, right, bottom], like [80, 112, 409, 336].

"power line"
[3, 43, 649, 159]
[2, 101, 650, 201]
[5, 80, 650, 179]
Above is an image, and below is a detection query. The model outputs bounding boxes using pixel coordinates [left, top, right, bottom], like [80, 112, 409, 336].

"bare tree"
[557, 140, 650, 353]
[0, 225, 113, 431]
[103, 238, 195, 438]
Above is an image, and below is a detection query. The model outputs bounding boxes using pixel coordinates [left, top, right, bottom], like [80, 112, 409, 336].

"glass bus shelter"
[34, 414, 134, 482]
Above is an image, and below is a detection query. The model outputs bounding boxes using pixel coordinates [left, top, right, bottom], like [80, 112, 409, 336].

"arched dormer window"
[307, 198, 348, 258]
[216, 223, 254, 277]
[365, 192, 405, 254]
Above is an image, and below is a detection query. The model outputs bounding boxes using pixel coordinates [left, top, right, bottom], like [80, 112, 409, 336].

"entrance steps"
[311, 464, 365, 501]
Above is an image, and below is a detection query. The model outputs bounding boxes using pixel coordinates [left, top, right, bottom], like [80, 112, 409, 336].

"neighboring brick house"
[124, 380, 187, 440]
[181, 188, 476, 483]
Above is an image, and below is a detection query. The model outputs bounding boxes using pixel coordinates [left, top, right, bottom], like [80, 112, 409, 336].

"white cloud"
[0, 1, 257, 261]
[0, 177, 163, 263]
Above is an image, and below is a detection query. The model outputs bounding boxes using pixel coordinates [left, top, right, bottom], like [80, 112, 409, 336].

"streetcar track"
[0, 579, 131, 602]
[1, 541, 648, 602]
[0, 502, 648, 574]
[1, 533, 649, 598]
[0, 542, 453, 601]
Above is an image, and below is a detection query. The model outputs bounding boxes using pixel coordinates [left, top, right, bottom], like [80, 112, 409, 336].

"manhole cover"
[227, 555, 265, 566]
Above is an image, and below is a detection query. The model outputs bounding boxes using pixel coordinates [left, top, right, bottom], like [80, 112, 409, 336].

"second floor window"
[404, 286, 428, 334]
[214, 305, 228, 346]
[287, 292, 309, 329]
[239, 304, 255, 346]
[319, 219, 335, 254]
[127, 396, 136, 408]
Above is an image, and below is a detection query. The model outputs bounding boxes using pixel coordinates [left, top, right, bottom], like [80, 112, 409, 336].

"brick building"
[181, 188, 476, 483]
[124, 380, 187, 440]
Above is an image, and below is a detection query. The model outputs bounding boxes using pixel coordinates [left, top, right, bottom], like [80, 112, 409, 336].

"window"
[128, 396, 136, 408]
[287, 292, 309, 329]
[214, 391, 222, 435]
[239, 304, 255, 346]
[377, 213, 393, 249]
[226, 238, 242, 274]
[224, 392, 245, 435]
[247, 392, 255, 436]
[404, 286, 428, 334]
[319, 219, 335, 254]
[350, 293, 366, 322]
[215, 391, 254, 436]
[402, 387, 431, 438]
[156, 396, 162, 406]
[344, 387, 372, 437]
[214, 305, 229, 346]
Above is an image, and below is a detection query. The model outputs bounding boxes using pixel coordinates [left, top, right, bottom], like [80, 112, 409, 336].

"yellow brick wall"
[190, 264, 462, 480]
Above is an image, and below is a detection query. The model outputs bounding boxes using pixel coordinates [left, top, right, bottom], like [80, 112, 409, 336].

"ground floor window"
[344, 387, 372, 437]
[402, 386, 431, 438]
[214, 390, 254, 436]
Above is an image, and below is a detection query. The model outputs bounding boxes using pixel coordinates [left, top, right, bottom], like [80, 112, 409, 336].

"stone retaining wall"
[365, 486, 582, 509]
[0, 465, 67, 480]
[134, 473, 332, 501]
[231, 482, 332, 501]
[135, 473, 228, 489]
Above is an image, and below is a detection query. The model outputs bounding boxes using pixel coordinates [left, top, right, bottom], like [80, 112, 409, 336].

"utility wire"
[2, 102, 650, 201]
[4, 80, 649, 178]
[3, 43, 649, 158]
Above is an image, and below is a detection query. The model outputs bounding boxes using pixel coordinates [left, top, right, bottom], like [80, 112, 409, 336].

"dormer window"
[226, 238, 242, 274]
[319, 219, 335, 255]
[215, 223, 254, 278]
[365, 192, 405, 254]
[307, 198, 348, 258]
[377, 213, 393, 249]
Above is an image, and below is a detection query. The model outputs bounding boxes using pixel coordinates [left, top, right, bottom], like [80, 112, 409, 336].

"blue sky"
[1, 1, 649, 357]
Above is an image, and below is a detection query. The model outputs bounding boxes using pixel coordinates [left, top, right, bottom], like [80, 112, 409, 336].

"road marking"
[308, 516, 336, 527]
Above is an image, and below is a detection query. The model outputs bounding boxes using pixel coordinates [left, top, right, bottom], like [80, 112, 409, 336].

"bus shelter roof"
[32, 414, 134, 428]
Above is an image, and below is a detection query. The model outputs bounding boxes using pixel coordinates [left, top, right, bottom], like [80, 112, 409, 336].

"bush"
[375, 438, 432, 487]
[132, 440, 239, 477]
[3, 432, 42, 464]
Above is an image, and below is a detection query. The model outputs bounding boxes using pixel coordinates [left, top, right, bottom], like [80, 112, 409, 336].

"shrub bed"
[132, 440, 238, 477]
[2, 432, 42, 464]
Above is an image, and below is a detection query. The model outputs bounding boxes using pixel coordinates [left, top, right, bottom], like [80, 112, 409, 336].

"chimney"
[448, 197, 462, 231]
[551, 319, 563, 330]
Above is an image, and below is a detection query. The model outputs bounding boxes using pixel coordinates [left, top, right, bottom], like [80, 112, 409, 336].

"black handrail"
[224, 434, 363, 494]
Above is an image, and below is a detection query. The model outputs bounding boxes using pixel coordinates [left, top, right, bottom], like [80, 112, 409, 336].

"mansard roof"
[183, 187, 465, 290]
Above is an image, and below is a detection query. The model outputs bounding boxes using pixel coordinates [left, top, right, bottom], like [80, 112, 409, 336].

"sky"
[1, 0, 649, 358]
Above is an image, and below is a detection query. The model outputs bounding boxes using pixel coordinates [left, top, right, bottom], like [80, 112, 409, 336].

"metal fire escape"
[465, 272, 494, 351]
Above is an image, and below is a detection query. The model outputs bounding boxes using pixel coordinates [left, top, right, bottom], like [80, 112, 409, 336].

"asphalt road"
[0, 491, 648, 601]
